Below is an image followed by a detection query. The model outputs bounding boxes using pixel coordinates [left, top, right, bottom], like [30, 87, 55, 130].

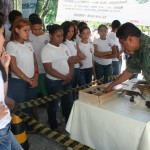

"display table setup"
[66, 80, 150, 150]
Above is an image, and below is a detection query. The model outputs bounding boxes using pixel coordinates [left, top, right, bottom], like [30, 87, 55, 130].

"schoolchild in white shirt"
[61, 21, 85, 100]
[76, 21, 92, 43]
[29, 17, 50, 97]
[41, 24, 74, 130]
[78, 25, 95, 85]
[107, 20, 123, 75]
[93, 24, 117, 83]
[6, 18, 38, 132]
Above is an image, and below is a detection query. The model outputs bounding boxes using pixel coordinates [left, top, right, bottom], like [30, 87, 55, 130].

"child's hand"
[30, 77, 38, 88]
[0, 102, 8, 120]
[79, 62, 83, 68]
[78, 52, 86, 60]
[62, 73, 72, 85]
[68, 56, 75, 64]
[32, 75, 38, 88]
[0, 51, 11, 70]
[5, 96, 15, 110]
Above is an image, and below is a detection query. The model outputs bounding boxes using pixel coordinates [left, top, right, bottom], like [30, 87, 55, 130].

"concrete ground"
[27, 105, 68, 150]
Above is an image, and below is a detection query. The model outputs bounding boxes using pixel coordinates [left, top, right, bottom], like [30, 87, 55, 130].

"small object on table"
[130, 96, 134, 102]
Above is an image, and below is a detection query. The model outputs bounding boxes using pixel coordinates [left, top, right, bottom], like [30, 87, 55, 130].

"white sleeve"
[110, 39, 115, 47]
[108, 33, 118, 45]
[93, 39, 97, 45]
[41, 47, 52, 63]
[91, 44, 94, 54]
[6, 42, 17, 57]
[62, 44, 72, 57]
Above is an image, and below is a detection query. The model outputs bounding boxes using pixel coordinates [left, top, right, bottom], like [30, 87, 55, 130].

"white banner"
[56, 0, 150, 26]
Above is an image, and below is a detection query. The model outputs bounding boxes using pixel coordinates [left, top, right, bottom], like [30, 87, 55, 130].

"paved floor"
[27, 105, 68, 150]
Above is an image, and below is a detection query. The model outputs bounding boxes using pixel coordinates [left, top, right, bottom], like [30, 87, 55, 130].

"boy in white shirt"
[107, 20, 123, 75]
[29, 17, 50, 97]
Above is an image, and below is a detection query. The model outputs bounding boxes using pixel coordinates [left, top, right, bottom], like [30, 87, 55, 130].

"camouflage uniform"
[127, 33, 150, 84]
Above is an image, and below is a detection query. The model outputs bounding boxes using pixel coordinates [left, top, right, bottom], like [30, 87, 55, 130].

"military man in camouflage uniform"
[104, 22, 150, 92]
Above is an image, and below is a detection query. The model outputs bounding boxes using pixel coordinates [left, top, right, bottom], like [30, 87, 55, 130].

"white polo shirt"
[93, 37, 114, 65]
[41, 43, 71, 80]
[29, 32, 50, 73]
[107, 31, 121, 61]
[64, 39, 79, 68]
[6, 41, 35, 79]
[78, 41, 94, 69]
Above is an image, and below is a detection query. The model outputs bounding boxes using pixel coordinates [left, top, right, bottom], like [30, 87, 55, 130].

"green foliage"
[45, 0, 58, 25]
[35, 0, 58, 29]
[13, 0, 22, 11]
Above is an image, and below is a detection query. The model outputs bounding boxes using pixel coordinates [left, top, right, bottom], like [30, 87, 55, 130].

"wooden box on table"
[79, 84, 117, 107]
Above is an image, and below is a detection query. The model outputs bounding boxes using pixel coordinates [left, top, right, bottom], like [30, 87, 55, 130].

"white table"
[66, 95, 150, 150]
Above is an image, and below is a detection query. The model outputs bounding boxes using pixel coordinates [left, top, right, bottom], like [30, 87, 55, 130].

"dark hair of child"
[78, 21, 87, 30]
[72, 20, 79, 26]
[61, 21, 76, 42]
[111, 20, 121, 29]
[0, 12, 4, 17]
[98, 24, 108, 32]
[47, 24, 62, 35]
[79, 25, 90, 34]
[0, 12, 4, 22]
[0, 19, 7, 82]
[29, 13, 39, 22]
[29, 17, 42, 25]
[116, 22, 141, 40]
[8, 10, 22, 23]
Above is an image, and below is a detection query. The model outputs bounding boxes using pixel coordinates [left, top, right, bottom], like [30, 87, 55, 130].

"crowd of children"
[0, 9, 126, 149]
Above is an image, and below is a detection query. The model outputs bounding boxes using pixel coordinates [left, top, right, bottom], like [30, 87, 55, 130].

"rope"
[17, 75, 118, 110]
[13, 109, 95, 150]
[17, 79, 102, 110]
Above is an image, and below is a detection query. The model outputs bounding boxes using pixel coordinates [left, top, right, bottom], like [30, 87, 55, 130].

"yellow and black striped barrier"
[13, 109, 95, 150]
[12, 75, 118, 150]
[17, 75, 118, 110]
[11, 114, 29, 150]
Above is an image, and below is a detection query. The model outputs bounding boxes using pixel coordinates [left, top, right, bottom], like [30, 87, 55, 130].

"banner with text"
[56, 0, 150, 26]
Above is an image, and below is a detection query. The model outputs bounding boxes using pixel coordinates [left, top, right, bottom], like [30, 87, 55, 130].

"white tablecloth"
[66, 96, 150, 150]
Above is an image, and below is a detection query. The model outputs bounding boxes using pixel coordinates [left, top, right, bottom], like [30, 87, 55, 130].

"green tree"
[35, 0, 58, 30]
[13, 0, 22, 12]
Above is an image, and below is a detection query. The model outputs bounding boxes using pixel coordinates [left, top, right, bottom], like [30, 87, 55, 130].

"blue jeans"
[7, 77, 37, 104]
[79, 68, 93, 86]
[72, 68, 80, 88]
[112, 61, 120, 75]
[0, 124, 23, 150]
[45, 78, 73, 130]
[7, 77, 37, 131]
[71, 68, 80, 100]
[95, 62, 112, 83]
